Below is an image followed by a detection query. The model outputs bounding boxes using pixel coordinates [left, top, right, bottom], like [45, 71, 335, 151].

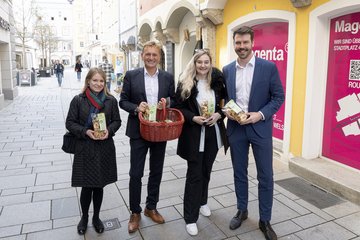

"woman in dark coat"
[75, 59, 83, 81]
[175, 50, 228, 236]
[65, 68, 121, 235]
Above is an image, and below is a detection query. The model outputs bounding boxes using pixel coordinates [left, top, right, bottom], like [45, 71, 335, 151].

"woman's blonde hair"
[82, 67, 111, 96]
[178, 49, 212, 100]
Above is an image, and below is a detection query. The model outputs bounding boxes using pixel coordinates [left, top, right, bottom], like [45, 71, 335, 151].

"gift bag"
[62, 132, 76, 154]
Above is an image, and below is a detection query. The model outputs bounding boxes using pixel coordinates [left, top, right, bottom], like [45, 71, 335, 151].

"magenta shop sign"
[323, 12, 360, 170]
[252, 22, 288, 140]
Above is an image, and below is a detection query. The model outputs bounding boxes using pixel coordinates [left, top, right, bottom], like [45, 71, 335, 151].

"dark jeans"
[129, 138, 167, 213]
[56, 73, 63, 86]
[106, 81, 111, 91]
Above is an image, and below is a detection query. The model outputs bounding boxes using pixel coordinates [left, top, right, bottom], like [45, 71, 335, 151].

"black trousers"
[129, 138, 167, 213]
[184, 126, 218, 224]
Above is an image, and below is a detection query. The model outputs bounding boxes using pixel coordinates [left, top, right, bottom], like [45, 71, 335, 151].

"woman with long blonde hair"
[175, 50, 228, 236]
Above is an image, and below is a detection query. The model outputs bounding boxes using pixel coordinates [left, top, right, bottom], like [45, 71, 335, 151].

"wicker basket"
[139, 103, 184, 142]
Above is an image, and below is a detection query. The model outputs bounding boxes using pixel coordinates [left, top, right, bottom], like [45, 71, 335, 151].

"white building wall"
[120, 0, 137, 71]
[0, 0, 18, 104]
[32, 0, 74, 66]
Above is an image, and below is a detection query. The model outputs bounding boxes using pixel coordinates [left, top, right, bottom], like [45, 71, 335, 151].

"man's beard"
[236, 48, 250, 59]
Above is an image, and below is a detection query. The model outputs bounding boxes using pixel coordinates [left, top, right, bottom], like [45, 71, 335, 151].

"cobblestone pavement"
[0, 68, 359, 240]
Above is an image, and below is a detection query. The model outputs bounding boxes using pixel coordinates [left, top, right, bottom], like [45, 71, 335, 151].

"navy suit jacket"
[119, 68, 175, 139]
[222, 57, 284, 139]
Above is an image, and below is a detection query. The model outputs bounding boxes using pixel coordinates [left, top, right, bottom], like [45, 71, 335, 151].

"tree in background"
[33, 12, 57, 68]
[13, 0, 38, 69]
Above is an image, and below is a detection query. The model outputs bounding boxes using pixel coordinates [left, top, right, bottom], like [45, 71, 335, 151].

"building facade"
[138, 0, 360, 204]
[0, 0, 18, 109]
[72, 0, 125, 71]
[119, 0, 138, 71]
[33, 0, 73, 67]
[138, 0, 217, 78]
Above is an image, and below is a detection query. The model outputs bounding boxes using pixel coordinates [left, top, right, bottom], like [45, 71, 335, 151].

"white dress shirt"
[196, 79, 223, 152]
[144, 68, 159, 105]
[235, 54, 255, 113]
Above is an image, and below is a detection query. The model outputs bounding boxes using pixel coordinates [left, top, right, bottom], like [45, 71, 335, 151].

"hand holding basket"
[139, 98, 184, 142]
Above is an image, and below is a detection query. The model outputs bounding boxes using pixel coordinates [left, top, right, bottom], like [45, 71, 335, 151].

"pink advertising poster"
[323, 13, 360, 170]
[252, 22, 288, 140]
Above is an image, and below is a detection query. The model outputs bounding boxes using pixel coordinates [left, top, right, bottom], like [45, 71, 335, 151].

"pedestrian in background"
[99, 56, 114, 91]
[119, 40, 175, 234]
[54, 60, 64, 87]
[174, 49, 228, 236]
[75, 59, 83, 81]
[65, 67, 121, 235]
[115, 56, 124, 80]
[222, 26, 284, 240]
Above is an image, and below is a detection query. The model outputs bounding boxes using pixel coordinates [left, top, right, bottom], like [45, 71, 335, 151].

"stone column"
[138, 35, 150, 47]
[1, 2, 18, 103]
[163, 28, 179, 44]
[153, 29, 167, 46]
[196, 16, 217, 64]
[290, 0, 312, 8]
[196, 9, 223, 65]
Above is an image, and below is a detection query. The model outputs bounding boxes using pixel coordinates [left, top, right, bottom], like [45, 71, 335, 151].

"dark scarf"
[85, 87, 106, 128]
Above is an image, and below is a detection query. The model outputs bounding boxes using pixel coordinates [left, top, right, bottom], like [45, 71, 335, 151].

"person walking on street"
[99, 56, 114, 91]
[65, 67, 121, 235]
[174, 50, 229, 236]
[115, 57, 124, 80]
[75, 59, 83, 81]
[222, 26, 284, 240]
[54, 60, 64, 87]
[119, 41, 175, 234]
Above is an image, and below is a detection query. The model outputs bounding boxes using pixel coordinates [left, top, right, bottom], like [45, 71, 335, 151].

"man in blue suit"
[119, 41, 175, 233]
[222, 26, 284, 240]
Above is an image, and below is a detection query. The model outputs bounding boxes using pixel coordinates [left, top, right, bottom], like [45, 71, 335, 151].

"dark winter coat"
[65, 92, 121, 188]
[54, 63, 64, 74]
[75, 63, 83, 72]
[175, 68, 229, 161]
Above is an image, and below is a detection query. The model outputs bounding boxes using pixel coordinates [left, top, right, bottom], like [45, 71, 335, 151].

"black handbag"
[62, 132, 76, 154]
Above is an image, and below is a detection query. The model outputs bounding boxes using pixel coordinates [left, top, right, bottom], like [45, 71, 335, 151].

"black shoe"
[229, 210, 248, 230]
[259, 221, 277, 240]
[77, 216, 88, 235]
[93, 217, 105, 233]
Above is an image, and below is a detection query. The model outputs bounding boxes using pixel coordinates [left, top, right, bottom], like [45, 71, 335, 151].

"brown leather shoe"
[144, 208, 165, 224]
[128, 213, 141, 233]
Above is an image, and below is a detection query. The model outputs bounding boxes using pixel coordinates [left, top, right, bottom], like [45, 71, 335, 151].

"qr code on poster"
[349, 60, 360, 80]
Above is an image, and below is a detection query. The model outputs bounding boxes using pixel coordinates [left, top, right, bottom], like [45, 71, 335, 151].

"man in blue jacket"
[223, 26, 284, 240]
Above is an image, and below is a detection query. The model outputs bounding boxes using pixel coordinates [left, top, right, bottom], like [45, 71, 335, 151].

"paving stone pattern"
[0, 69, 359, 239]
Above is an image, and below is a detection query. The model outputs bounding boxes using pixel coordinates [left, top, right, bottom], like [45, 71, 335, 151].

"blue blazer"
[222, 57, 284, 139]
[119, 68, 175, 139]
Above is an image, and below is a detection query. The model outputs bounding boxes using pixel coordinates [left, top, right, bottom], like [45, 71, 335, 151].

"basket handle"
[161, 98, 166, 120]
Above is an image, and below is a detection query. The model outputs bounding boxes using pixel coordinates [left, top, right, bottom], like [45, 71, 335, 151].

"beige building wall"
[0, 0, 18, 107]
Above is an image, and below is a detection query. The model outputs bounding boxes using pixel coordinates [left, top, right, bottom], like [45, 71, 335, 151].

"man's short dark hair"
[233, 26, 254, 42]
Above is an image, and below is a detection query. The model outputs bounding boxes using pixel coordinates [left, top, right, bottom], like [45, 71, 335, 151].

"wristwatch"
[134, 107, 139, 115]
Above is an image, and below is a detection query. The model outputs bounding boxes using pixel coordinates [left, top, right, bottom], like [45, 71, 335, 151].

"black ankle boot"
[77, 216, 88, 235]
[93, 217, 104, 233]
